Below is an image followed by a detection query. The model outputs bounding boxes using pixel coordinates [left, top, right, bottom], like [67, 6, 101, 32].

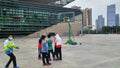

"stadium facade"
[21, 0, 75, 6]
[0, 0, 81, 37]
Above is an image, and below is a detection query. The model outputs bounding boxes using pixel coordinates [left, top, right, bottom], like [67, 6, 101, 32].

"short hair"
[47, 34, 51, 38]
[41, 35, 46, 40]
[8, 35, 13, 37]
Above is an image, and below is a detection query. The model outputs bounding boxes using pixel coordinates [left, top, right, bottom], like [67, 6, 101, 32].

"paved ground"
[0, 34, 120, 68]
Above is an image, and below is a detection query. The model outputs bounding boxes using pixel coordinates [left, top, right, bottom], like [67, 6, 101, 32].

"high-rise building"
[116, 14, 119, 26]
[96, 15, 105, 30]
[107, 4, 116, 27]
[95, 19, 98, 30]
[83, 8, 92, 28]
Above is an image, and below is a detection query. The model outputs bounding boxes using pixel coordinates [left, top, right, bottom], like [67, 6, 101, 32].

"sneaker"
[43, 63, 47, 66]
[47, 63, 51, 65]
[14, 66, 19, 68]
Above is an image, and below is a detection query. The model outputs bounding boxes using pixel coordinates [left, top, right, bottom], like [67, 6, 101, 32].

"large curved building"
[21, 0, 75, 6]
[0, 0, 82, 37]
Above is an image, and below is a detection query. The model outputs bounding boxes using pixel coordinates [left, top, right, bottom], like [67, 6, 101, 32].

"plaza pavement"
[0, 34, 120, 68]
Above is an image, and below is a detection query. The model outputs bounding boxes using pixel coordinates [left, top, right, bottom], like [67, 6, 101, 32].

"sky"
[64, 0, 120, 29]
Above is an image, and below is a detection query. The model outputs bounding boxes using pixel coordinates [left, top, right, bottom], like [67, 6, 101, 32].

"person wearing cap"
[4, 35, 19, 68]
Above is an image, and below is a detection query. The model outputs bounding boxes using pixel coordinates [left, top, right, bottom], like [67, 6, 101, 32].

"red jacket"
[38, 43, 42, 48]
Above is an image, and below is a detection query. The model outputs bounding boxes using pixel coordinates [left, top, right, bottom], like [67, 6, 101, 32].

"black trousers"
[48, 50, 54, 59]
[38, 48, 42, 58]
[42, 53, 49, 64]
[6, 53, 17, 67]
[55, 48, 62, 60]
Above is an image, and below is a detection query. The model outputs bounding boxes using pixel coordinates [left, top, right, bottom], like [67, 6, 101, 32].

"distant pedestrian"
[4, 35, 19, 68]
[41, 35, 51, 66]
[47, 34, 55, 61]
[38, 37, 42, 59]
[54, 34, 62, 60]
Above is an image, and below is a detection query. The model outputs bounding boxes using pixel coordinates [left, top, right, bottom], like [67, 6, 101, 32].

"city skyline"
[65, 0, 120, 29]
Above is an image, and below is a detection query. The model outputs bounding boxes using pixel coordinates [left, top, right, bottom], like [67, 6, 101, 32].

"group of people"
[3, 33, 62, 68]
[38, 33, 62, 66]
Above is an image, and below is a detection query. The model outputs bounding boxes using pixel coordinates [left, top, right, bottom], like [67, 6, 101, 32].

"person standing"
[4, 35, 19, 68]
[41, 35, 51, 66]
[54, 34, 62, 60]
[47, 34, 55, 61]
[38, 37, 42, 59]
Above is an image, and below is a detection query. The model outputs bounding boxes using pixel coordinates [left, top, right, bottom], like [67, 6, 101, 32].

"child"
[54, 34, 62, 60]
[4, 35, 19, 68]
[41, 35, 51, 66]
[47, 34, 55, 60]
[38, 37, 42, 59]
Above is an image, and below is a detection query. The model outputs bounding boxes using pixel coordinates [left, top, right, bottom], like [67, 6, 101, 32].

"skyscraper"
[116, 14, 119, 26]
[96, 15, 105, 30]
[107, 4, 116, 27]
[83, 8, 92, 28]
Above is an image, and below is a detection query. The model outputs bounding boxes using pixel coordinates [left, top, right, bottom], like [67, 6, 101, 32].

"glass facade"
[0, 0, 81, 37]
[116, 14, 119, 26]
[107, 4, 116, 27]
[96, 15, 104, 30]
